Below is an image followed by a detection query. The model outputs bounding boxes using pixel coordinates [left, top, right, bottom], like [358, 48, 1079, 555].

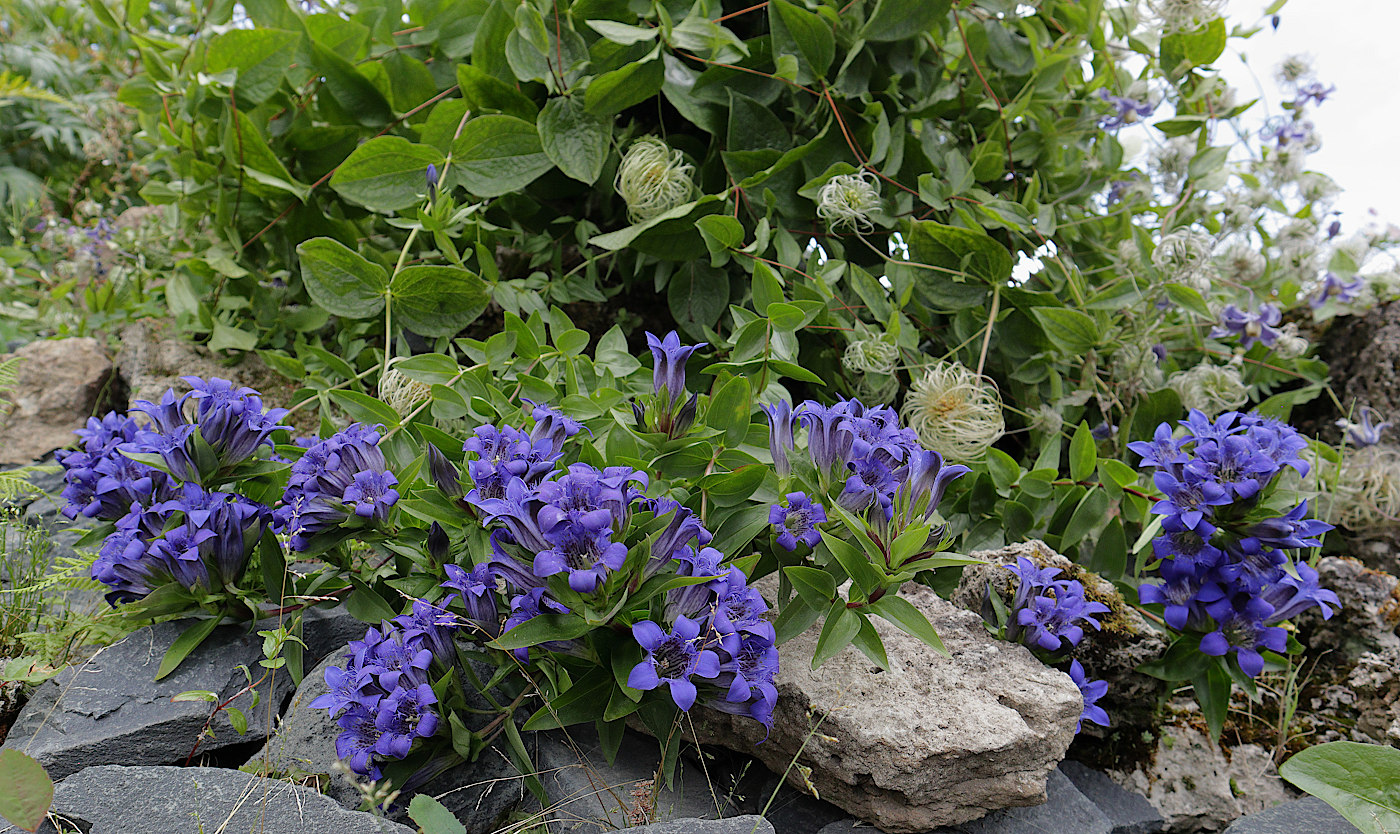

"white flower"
[900, 361, 1005, 459]
[817, 172, 881, 232]
[616, 137, 694, 223]
[1274, 53, 1315, 88]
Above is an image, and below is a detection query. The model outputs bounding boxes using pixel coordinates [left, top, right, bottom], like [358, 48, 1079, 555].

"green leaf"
[391, 265, 490, 337]
[156, 617, 222, 681]
[537, 96, 611, 184]
[1031, 307, 1100, 354]
[1281, 742, 1400, 834]
[1163, 283, 1212, 318]
[451, 115, 553, 197]
[205, 28, 301, 106]
[812, 600, 860, 669]
[329, 390, 402, 427]
[668, 262, 728, 339]
[455, 63, 538, 120]
[329, 136, 442, 213]
[697, 215, 744, 264]
[868, 595, 948, 656]
[226, 706, 249, 735]
[706, 375, 752, 447]
[408, 795, 469, 834]
[862, 0, 949, 41]
[1060, 488, 1109, 549]
[785, 565, 837, 607]
[849, 614, 889, 671]
[1187, 145, 1229, 181]
[907, 220, 1013, 284]
[1069, 421, 1096, 482]
[521, 669, 612, 731]
[586, 19, 659, 44]
[490, 613, 592, 650]
[0, 749, 53, 832]
[310, 43, 394, 126]
[768, 0, 834, 84]
[1160, 17, 1227, 73]
[344, 580, 399, 624]
[820, 534, 882, 597]
[584, 54, 664, 117]
[1193, 661, 1233, 742]
[297, 237, 389, 319]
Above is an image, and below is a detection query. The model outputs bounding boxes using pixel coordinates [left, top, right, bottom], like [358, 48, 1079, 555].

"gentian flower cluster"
[1097, 88, 1155, 130]
[56, 412, 170, 522]
[1131, 410, 1340, 676]
[126, 377, 291, 484]
[634, 331, 704, 439]
[445, 402, 779, 728]
[1003, 558, 1110, 653]
[998, 557, 1112, 733]
[275, 423, 401, 552]
[1211, 304, 1282, 351]
[764, 398, 969, 560]
[309, 602, 459, 779]
[90, 482, 271, 604]
[54, 378, 290, 603]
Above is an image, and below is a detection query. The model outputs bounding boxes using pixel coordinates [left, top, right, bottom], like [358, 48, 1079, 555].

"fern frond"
[0, 355, 20, 412]
[0, 70, 74, 109]
[0, 472, 40, 501]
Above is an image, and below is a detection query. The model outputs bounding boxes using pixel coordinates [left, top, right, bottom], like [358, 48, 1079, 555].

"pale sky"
[1221, 0, 1400, 227]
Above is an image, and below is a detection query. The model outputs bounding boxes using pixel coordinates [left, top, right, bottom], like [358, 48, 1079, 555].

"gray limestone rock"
[686, 578, 1083, 833]
[0, 765, 413, 834]
[0, 605, 362, 780]
[0, 338, 119, 466]
[1059, 761, 1164, 834]
[1296, 556, 1400, 667]
[1110, 722, 1291, 833]
[1222, 797, 1360, 834]
[616, 818, 776, 834]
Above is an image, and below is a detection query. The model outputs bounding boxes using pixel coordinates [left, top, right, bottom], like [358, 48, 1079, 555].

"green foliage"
[0, 748, 53, 832]
[1281, 742, 1400, 834]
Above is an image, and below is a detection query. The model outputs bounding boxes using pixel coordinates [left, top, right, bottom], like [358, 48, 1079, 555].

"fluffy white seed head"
[900, 361, 1005, 459]
[1218, 242, 1267, 284]
[817, 172, 881, 232]
[1273, 323, 1309, 359]
[1310, 445, 1400, 533]
[378, 367, 432, 417]
[1168, 361, 1248, 414]
[616, 137, 694, 223]
[1275, 53, 1315, 88]
[1146, 0, 1226, 35]
[1152, 227, 1215, 283]
[842, 338, 901, 375]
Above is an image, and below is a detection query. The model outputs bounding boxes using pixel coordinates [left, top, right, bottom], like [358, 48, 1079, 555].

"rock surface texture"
[1296, 556, 1400, 667]
[951, 540, 1169, 734]
[0, 337, 118, 465]
[0, 765, 413, 834]
[1221, 797, 1360, 833]
[0, 606, 361, 780]
[1111, 722, 1290, 833]
[690, 578, 1083, 833]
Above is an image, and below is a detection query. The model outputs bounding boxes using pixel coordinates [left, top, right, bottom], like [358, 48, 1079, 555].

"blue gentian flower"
[1067, 660, 1109, 732]
[627, 616, 721, 711]
[646, 331, 706, 406]
[274, 423, 400, 552]
[769, 491, 827, 551]
[761, 401, 796, 478]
